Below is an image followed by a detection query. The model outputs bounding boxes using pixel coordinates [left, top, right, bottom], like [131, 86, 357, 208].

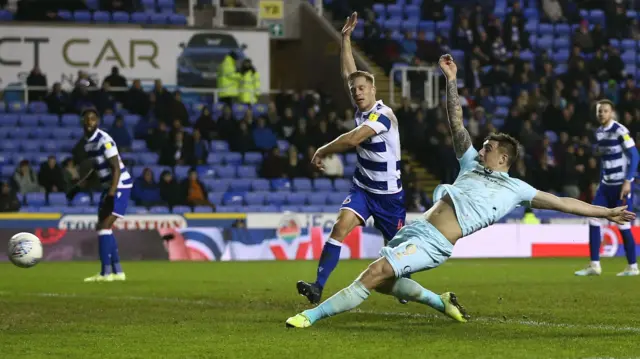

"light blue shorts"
[379, 219, 454, 278]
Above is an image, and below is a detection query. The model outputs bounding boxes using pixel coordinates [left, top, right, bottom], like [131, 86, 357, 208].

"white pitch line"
[1, 291, 639, 333]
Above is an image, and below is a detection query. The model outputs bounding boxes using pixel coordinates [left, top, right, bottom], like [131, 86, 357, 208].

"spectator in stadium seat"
[532, 153, 557, 192]
[284, 145, 304, 178]
[252, 116, 277, 152]
[62, 158, 81, 192]
[191, 129, 209, 166]
[94, 82, 116, 115]
[217, 105, 237, 140]
[71, 84, 94, 114]
[400, 31, 418, 63]
[0, 181, 20, 212]
[159, 131, 192, 167]
[561, 145, 582, 199]
[194, 107, 218, 141]
[108, 116, 133, 152]
[103, 66, 127, 103]
[182, 169, 214, 209]
[606, 47, 625, 82]
[12, 160, 43, 194]
[420, 0, 445, 21]
[37, 155, 65, 194]
[337, 108, 355, 132]
[145, 122, 169, 152]
[45, 82, 69, 115]
[159, 171, 184, 209]
[542, 0, 565, 23]
[132, 168, 163, 207]
[229, 120, 255, 153]
[519, 119, 542, 154]
[26, 66, 47, 102]
[152, 79, 172, 119]
[322, 154, 344, 179]
[465, 58, 487, 92]
[166, 91, 190, 127]
[260, 147, 286, 179]
[609, 3, 630, 39]
[125, 79, 150, 116]
[573, 20, 594, 53]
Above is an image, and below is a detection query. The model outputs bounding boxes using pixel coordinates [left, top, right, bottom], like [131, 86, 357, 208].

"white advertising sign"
[59, 214, 187, 230]
[0, 25, 270, 92]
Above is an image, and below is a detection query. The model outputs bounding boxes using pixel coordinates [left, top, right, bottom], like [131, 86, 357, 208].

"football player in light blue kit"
[285, 54, 636, 328]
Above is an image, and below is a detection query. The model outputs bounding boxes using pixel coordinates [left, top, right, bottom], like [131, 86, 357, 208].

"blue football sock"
[303, 280, 370, 324]
[314, 238, 342, 289]
[620, 229, 637, 265]
[98, 230, 113, 276]
[108, 232, 123, 274]
[389, 278, 444, 312]
[589, 224, 601, 262]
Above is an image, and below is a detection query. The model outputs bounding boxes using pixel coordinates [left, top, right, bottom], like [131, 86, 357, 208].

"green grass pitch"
[0, 258, 639, 359]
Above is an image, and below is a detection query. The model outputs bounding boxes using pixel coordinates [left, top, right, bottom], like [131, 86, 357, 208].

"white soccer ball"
[8, 232, 43, 268]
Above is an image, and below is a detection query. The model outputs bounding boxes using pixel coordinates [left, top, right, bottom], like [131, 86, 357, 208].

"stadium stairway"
[402, 150, 440, 194]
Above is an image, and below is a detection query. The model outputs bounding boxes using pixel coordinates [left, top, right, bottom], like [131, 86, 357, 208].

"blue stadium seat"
[174, 165, 190, 179]
[211, 140, 230, 152]
[589, 10, 605, 25]
[223, 152, 243, 165]
[172, 205, 191, 214]
[93, 11, 110, 23]
[334, 179, 351, 192]
[130, 206, 149, 214]
[229, 178, 252, 191]
[0, 102, 5, 113]
[158, 0, 175, 10]
[244, 152, 262, 165]
[524, 21, 537, 33]
[553, 37, 570, 49]
[138, 153, 159, 165]
[223, 192, 246, 205]
[0, 140, 18, 151]
[251, 178, 269, 191]
[280, 205, 300, 213]
[103, 114, 115, 127]
[8, 102, 25, 113]
[252, 104, 268, 116]
[150, 206, 171, 214]
[130, 166, 144, 178]
[0, 114, 19, 126]
[622, 51, 636, 63]
[194, 205, 212, 213]
[61, 114, 80, 127]
[20, 114, 39, 127]
[314, 178, 333, 191]
[208, 192, 225, 205]
[554, 23, 571, 36]
[28, 102, 48, 114]
[401, 19, 418, 32]
[418, 21, 435, 32]
[48, 193, 68, 206]
[301, 205, 323, 213]
[435, 21, 451, 35]
[384, 19, 401, 31]
[124, 114, 141, 127]
[71, 193, 92, 206]
[0, 9, 13, 20]
[131, 12, 149, 24]
[308, 193, 327, 205]
[237, 165, 257, 178]
[74, 10, 92, 22]
[265, 192, 286, 206]
[1, 166, 13, 177]
[42, 140, 58, 153]
[387, 4, 402, 18]
[245, 192, 267, 205]
[40, 114, 59, 126]
[495, 96, 512, 107]
[112, 11, 130, 23]
[25, 193, 46, 206]
[328, 193, 346, 205]
[622, 39, 636, 51]
[84, 0, 98, 9]
[206, 153, 223, 164]
[293, 178, 312, 191]
[22, 142, 40, 152]
[131, 140, 146, 151]
[215, 165, 236, 178]
[216, 205, 242, 213]
[372, 3, 385, 17]
[169, 14, 187, 26]
[286, 192, 307, 205]
[271, 178, 291, 191]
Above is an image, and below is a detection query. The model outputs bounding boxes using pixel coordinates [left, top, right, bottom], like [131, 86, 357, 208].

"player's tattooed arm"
[445, 79, 472, 157]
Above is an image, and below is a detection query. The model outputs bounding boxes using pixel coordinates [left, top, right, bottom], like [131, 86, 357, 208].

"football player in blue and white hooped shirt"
[576, 99, 640, 277]
[296, 12, 406, 305]
[79, 108, 133, 282]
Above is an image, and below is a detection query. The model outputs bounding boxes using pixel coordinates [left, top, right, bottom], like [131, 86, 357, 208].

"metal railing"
[389, 66, 439, 108]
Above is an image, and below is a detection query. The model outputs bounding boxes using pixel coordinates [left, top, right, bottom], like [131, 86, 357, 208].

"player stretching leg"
[575, 100, 640, 276]
[296, 12, 407, 305]
[285, 54, 636, 328]
[75, 108, 133, 282]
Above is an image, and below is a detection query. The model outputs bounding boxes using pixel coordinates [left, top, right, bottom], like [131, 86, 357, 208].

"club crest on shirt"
[342, 196, 352, 205]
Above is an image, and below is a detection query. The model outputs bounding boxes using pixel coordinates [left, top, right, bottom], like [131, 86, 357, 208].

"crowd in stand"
[349, 0, 640, 206]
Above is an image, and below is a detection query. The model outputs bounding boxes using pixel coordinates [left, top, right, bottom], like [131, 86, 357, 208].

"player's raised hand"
[341, 12, 358, 37]
[606, 205, 636, 225]
[311, 149, 325, 171]
[438, 54, 458, 79]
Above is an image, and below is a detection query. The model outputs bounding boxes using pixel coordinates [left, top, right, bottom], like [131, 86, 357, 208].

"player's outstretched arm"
[531, 191, 636, 225]
[311, 125, 376, 171]
[341, 12, 358, 98]
[438, 54, 472, 158]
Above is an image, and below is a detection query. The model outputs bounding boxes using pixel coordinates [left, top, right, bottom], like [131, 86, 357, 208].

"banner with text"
[0, 25, 270, 92]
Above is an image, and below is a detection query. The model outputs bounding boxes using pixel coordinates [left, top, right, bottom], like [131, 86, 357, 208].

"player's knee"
[331, 211, 363, 240]
[361, 258, 395, 289]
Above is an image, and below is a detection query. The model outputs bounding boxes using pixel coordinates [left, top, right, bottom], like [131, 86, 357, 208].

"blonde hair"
[348, 71, 375, 87]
